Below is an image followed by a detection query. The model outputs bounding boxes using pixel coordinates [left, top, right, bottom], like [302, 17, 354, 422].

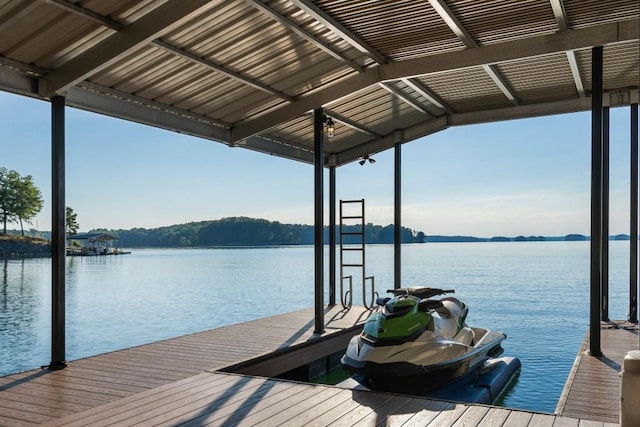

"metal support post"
[589, 46, 603, 356]
[329, 166, 336, 306]
[602, 106, 610, 321]
[50, 95, 67, 370]
[394, 142, 402, 289]
[631, 102, 639, 323]
[313, 108, 325, 334]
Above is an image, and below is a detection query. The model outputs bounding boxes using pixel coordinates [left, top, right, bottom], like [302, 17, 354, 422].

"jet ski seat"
[434, 297, 473, 342]
[435, 297, 465, 319]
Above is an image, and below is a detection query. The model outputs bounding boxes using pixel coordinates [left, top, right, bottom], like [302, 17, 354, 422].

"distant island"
[94, 219, 628, 247]
[2, 216, 634, 258]
[426, 234, 631, 242]
[92, 217, 427, 248]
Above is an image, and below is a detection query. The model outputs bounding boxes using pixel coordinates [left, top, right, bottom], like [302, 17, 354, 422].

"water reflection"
[1, 258, 8, 311]
[1, 258, 46, 374]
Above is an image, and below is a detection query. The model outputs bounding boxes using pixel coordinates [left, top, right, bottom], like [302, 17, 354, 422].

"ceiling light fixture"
[359, 155, 375, 165]
[323, 116, 335, 139]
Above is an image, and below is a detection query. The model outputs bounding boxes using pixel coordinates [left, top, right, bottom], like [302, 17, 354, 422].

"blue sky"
[0, 90, 635, 237]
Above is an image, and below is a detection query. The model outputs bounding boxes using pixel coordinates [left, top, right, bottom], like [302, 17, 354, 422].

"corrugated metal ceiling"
[0, 0, 637, 166]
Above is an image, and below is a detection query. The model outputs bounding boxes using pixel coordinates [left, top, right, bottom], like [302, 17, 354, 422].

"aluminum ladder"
[339, 199, 377, 309]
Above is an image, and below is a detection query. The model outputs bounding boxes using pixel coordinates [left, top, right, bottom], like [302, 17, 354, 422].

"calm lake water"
[0, 241, 635, 413]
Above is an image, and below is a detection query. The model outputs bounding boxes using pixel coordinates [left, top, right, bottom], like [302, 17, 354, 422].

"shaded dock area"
[0, 310, 634, 426]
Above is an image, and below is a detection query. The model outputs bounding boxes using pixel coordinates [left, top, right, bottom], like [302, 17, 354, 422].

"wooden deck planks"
[451, 405, 491, 426]
[0, 306, 368, 426]
[324, 391, 401, 426]
[211, 381, 327, 426]
[476, 407, 512, 426]
[3, 310, 635, 426]
[557, 321, 639, 424]
[252, 386, 350, 426]
[41, 372, 569, 427]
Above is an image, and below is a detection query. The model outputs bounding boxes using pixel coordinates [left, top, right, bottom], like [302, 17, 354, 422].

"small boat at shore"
[66, 232, 131, 256]
[341, 286, 508, 394]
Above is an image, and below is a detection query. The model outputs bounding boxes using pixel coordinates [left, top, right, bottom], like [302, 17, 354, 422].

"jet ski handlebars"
[387, 287, 455, 299]
[375, 287, 456, 312]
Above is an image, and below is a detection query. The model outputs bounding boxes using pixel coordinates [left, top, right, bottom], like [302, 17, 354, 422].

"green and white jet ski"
[340, 287, 507, 393]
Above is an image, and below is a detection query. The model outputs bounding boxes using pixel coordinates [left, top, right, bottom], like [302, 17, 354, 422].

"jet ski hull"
[341, 328, 506, 393]
[338, 356, 521, 405]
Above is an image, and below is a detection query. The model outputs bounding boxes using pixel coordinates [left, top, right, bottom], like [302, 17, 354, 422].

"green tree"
[13, 174, 44, 236]
[66, 206, 80, 235]
[0, 167, 23, 234]
[0, 167, 44, 235]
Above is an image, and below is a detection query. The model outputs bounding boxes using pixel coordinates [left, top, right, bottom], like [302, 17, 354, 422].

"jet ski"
[340, 286, 507, 394]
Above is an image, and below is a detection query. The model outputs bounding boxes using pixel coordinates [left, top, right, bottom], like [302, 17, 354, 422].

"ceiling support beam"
[428, 0, 519, 105]
[239, 136, 313, 164]
[290, 0, 387, 64]
[549, 0, 586, 97]
[39, 0, 215, 97]
[324, 109, 382, 137]
[567, 51, 586, 97]
[287, 0, 441, 117]
[335, 116, 449, 165]
[0, 62, 39, 97]
[401, 78, 453, 114]
[550, 0, 569, 31]
[46, 0, 297, 101]
[246, 0, 364, 72]
[378, 82, 434, 116]
[288, 1, 440, 118]
[44, 0, 122, 29]
[232, 19, 638, 142]
[233, 67, 380, 142]
[334, 95, 600, 166]
[75, 81, 231, 129]
[153, 41, 294, 101]
[239, 136, 315, 163]
[451, 96, 592, 126]
[482, 64, 519, 105]
[66, 83, 231, 143]
[381, 19, 637, 80]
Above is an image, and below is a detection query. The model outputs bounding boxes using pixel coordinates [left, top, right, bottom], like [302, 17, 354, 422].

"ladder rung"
[342, 247, 363, 251]
[341, 216, 363, 220]
[342, 263, 364, 267]
[341, 232, 363, 235]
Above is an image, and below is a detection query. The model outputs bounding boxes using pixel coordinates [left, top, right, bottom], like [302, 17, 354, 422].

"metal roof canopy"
[0, 0, 638, 166]
[67, 232, 118, 241]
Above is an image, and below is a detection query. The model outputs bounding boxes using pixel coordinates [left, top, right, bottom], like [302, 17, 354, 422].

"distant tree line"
[95, 217, 426, 247]
[425, 234, 594, 242]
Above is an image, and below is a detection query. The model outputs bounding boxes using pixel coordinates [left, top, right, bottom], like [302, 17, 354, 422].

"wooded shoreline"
[0, 237, 50, 258]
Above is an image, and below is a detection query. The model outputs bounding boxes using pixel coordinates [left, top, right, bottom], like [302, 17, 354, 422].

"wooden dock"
[39, 372, 605, 427]
[0, 306, 368, 426]
[0, 309, 632, 426]
[556, 320, 639, 424]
